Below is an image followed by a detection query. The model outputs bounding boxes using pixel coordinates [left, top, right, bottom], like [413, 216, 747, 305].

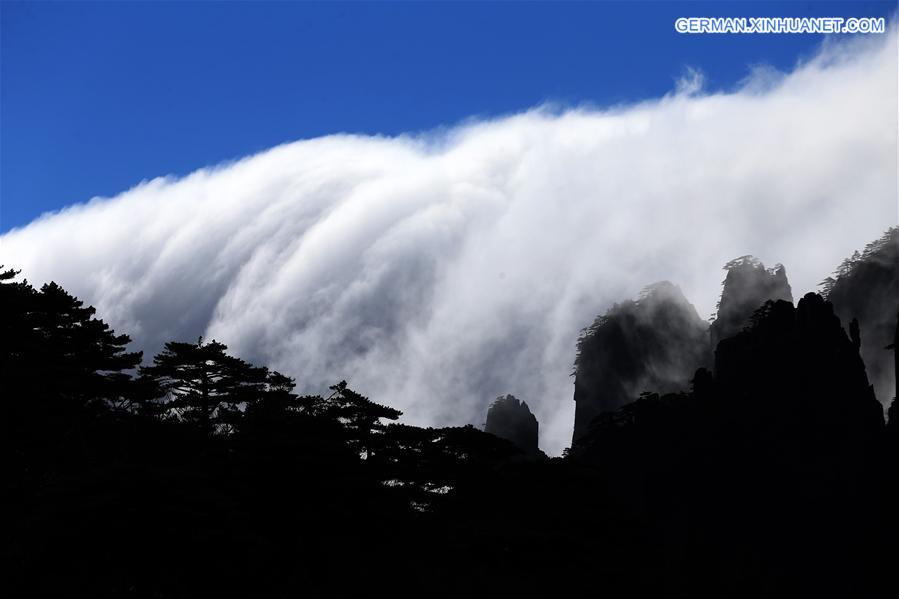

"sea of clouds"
[2, 29, 896, 455]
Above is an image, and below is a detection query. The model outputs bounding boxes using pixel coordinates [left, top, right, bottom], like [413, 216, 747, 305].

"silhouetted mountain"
[824, 227, 898, 410]
[571, 292, 890, 597]
[710, 255, 793, 348]
[572, 281, 710, 442]
[484, 394, 541, 455]
[887, 310, 899, 439]
[6, 248, 899, 598]
[715, 293, 884, 451]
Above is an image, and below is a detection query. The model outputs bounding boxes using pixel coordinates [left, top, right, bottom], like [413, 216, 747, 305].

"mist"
[1, 29, 896, 455]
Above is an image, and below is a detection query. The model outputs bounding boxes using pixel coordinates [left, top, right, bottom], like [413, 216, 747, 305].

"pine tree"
[141, 338, 267, 434]
[242, 370, 313, 427]
[1, 269, 142, 414]
[318, 380, 402, 458]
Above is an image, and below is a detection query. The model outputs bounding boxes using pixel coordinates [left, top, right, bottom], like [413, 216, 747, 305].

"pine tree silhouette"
[140, 337, 267, 434]
[318, 380, 402, 459]
[1, 267, 142, 432]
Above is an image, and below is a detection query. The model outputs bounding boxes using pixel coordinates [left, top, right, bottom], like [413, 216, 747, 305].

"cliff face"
[824, 228, 898, 411]
[711, 293, 885, 497]
[715, 293, 883, 435]
[573, 293, 885, 499]
[572, 281, 710, 443]
[569, 236, 895, 448]
[485, 394, 539, 454]
[887, 311, 899, 434]
[710, 256, 793, 349]
[568, 292, 885, 593]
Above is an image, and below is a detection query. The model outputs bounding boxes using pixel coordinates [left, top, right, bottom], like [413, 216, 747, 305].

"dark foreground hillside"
[3, 229, 899, 597]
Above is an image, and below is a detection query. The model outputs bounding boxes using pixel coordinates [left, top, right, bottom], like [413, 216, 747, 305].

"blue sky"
[1, 0, 895, 232]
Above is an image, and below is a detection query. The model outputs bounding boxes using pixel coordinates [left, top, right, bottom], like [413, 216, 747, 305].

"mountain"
[8, 234, 899, 597]
[569, 292, 888, 596]
[823, 227, 899, 410]
[710, 256, 793, 348]
[571, 281, 710, 443]
[484, 394, 541, 456]
[714, 293, 884, 445]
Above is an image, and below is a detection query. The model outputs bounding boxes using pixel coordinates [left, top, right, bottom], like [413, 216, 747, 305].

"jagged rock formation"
[569, 292, 886, 596]
[484, 394, 539, 455]
[715, 293, 884, 440]
[574, 294, 884, 462]
[710, 256, 793, 348]
[824, 227, 898, 410]
[886, 310, 898, 436]
[571, 281, 710, 443]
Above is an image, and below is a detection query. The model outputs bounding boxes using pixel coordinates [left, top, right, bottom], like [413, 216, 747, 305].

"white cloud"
[2, 30, 896, 455]
[674, 66, 705, 96]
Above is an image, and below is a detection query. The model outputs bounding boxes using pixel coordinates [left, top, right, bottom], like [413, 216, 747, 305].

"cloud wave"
[2, 30, 897, 455]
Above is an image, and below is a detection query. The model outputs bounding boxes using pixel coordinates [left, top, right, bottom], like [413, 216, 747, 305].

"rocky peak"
[571, 281, 711, 443]
[710, 256, 793, 348]
[485, 394, 539, 455]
